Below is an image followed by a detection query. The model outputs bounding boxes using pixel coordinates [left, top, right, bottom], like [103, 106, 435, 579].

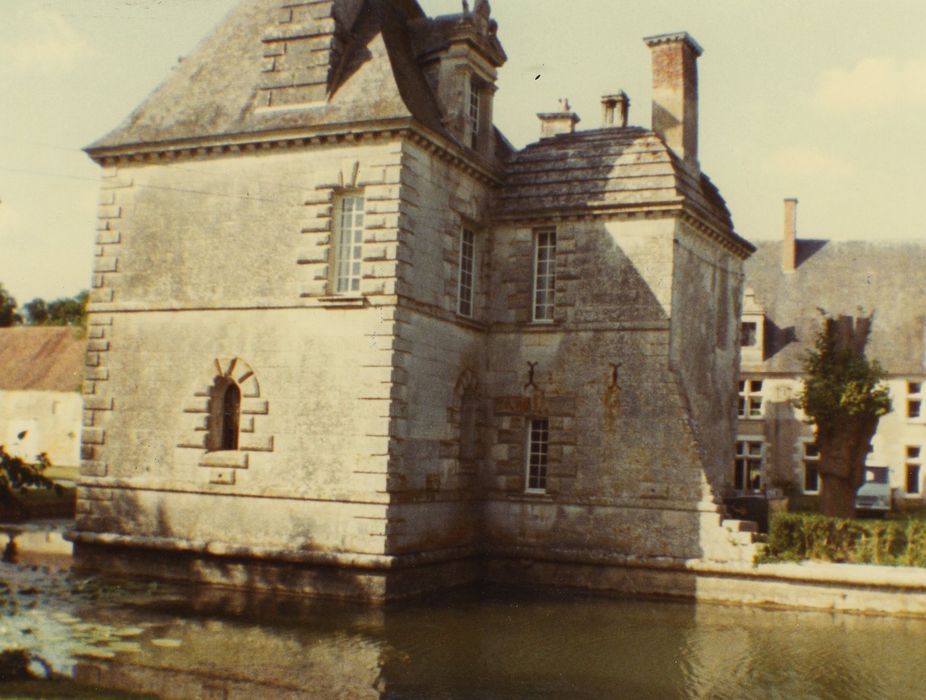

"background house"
[0, 326, 84, 482]
[738, 199, 926, 509]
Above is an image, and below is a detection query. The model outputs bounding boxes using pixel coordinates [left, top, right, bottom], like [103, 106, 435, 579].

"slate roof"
[88, 0, 447, 154]
[496, 127, 749, 251]
[0, 327, 85, 392]
[743, 240, 926, 375]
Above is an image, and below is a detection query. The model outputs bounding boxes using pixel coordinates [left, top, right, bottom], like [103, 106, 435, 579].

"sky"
[1, 0, 925, 303]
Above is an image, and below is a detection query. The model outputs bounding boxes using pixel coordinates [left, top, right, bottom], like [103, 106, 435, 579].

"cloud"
[0, 8, 94, 75]
[816, 56, 926, 111]
[768, 147, 855, 178]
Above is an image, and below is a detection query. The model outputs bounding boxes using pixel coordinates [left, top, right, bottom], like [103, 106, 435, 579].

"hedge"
[760, 512, 926, 567]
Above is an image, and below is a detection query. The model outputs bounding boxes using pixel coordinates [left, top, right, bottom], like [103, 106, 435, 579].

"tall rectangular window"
[468, 77, 481, 150]
[737, 380, 764, 418]
[802, 442, 820, 494]
[907, 446, 922, 495]
[734, 439, 763, 492]
[333, 194, 364, 294]
[907, 382, 923, 420]
[458, 228, 475, 317]
[740, 321, 758, 347]
[526, 418, 549, 492]
[532, 229, 557, 322]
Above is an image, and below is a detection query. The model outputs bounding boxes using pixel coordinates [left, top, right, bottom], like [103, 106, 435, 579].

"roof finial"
[462, 0, 470, 15]
[560, 97, 571, 112]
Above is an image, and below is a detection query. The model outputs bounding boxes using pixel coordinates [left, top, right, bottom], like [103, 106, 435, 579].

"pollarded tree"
[799, 313, 891, 518]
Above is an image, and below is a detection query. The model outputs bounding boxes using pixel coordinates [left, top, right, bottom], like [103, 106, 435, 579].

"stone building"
[0, 326, 84, 481]
[71, 0, 755, 600]
[737, 199, 926, 509]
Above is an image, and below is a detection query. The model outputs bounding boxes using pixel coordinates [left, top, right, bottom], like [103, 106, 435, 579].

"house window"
[802, 442, 820, 494]
[458, 228, 476, 317]
[468, 77, 481, 150]
[208, 379, 241, 451]
[526, 418, 549, 493]
[741, 321, 758, 347]
[333, 194, 365, 294]
[532, 229, 557, 322]
[734, 440, 763, 492]
[907, 382, 923, 419]
[906, 446, 921, 495]
[737, 379, 764, 419]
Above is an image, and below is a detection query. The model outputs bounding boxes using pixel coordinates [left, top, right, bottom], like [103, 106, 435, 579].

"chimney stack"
[538, 98, 580, 138]
[643, 32, 702, 170]
[783, 198, 798, 273]
[601, 91, 630, 128]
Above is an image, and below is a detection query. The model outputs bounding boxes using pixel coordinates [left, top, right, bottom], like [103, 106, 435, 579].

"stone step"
[722, 519, 759, 534]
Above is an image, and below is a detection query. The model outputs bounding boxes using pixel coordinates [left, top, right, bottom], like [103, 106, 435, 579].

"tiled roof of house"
[743, 240, 926, 375]
[0, 327, 85, 392]
[496, 127, 749, 250]
[87, 0, 447, 154]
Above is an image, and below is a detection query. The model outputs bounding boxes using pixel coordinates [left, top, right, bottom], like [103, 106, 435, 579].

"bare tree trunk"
[820, 475, 856, 519]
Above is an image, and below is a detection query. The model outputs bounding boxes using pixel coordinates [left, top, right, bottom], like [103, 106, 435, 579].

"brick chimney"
[538, 98, 580, 138]
[783, 198, 798, 273]
[601, 92, 629, 128]
[643, 32, 702, 170]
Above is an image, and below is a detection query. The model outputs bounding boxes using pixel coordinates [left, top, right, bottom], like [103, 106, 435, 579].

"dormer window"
[467, 77, 481, 150]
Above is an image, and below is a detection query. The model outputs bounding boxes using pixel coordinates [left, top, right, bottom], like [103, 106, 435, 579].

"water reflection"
[3, 561, 926, 699]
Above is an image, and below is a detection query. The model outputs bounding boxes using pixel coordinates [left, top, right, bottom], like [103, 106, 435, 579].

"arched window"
[208, 378, 241, 452]
[221, 383, 241, 451]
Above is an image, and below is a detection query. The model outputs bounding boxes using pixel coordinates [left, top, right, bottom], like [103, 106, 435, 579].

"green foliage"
[23, 291, 88, 328]
[0, 446, 59, 518]
[0, 283, 21, 327]
[799, 316, 891, 425]
[761, 512, 926, 567]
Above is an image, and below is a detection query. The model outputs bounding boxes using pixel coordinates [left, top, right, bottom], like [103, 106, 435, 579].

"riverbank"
[6, 520, 926, 618]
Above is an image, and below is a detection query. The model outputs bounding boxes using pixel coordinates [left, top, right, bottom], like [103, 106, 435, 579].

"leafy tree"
[799, 313, 891, 518]
[23, 290, 88, 328]
[0, 283, 21, 327]
[0, 446, 58, 519]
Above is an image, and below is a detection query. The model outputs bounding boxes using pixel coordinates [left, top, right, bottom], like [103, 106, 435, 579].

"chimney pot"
[643, 31, 702, 170]
[601, 91, 630, 128]
[783, 198, 798, 273]
[537, 99, 580, 138]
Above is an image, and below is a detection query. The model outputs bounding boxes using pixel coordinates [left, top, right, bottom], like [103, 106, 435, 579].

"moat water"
[2, 559, 926, 699]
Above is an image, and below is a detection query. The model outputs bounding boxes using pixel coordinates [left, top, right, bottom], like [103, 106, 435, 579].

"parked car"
[855, 466, 891, 514]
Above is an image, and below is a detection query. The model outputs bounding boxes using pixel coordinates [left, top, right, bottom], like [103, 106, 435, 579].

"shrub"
[761, 511, 926, 567]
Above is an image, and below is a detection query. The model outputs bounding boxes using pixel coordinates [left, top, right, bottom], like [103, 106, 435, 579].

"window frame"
[457, 227, 476, 318]
[737, 379, 764, 419]
[906, 445, 922, 496]
[801, 441, 820, 495]
[531, 228, 557, 323]
[467, 76, 481, 150]
[331, 192, 365, 295]
[525, 417, 550, 494]
[907, 381, 923, 421]
[733, 438, 764, 494]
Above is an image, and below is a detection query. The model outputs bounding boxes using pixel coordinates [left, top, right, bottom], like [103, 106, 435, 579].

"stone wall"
[0, 389, 82, 468]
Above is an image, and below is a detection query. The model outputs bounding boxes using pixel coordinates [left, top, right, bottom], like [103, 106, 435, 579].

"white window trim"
[531, 228, 557, 324]
[800, 439, 820, 495]
[737, 379, 764, 419]
[331, 193, 365, 295]
[733, 437, 765, 494]
[905, 445, 922, 497]
[457, 227, 476, 318]
[525, 417, 549, 494]
[906, 381, 924, 423]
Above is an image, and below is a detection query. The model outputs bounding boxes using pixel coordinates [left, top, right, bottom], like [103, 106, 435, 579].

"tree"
[0, 446, 58, 519]
[799, 313, 892, 518]
[23, 297, 48, 325]
[0, 283, 21, 327]
[22, 290, 88, 328]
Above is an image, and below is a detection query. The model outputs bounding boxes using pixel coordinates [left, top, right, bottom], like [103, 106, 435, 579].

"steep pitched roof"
[0, 327, 85, 392]
[743, 240, 926, 375]
[495, 127, 750, 253]
[88, 0, 446, 155]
